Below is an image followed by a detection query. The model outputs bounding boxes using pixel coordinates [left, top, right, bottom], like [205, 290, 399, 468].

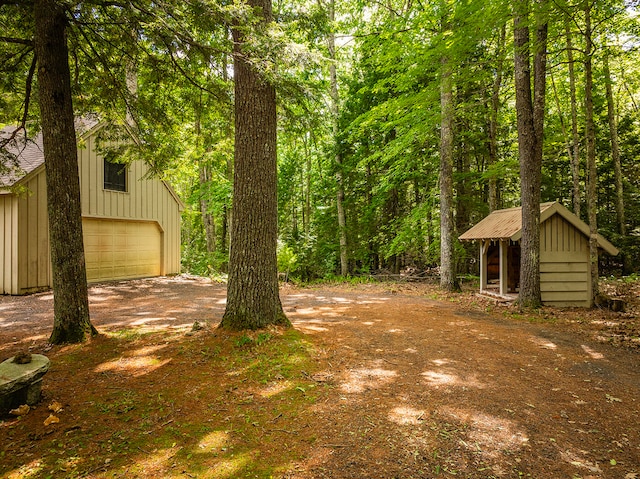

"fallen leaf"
[610, 459, 618, 466]
[48, 401, 63, 413]
[9, 404, 30, 416]
[44, 414, 60, 426]
[606, 394, 622, 403]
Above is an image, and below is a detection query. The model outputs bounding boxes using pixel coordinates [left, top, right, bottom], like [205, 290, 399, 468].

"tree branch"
[0, 36, 33, 46]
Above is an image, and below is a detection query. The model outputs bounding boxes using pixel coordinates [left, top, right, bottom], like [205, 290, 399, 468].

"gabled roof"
[459, 201, 619, 256]
[0, 127, 44, 187]
[1, 117, 101, 188]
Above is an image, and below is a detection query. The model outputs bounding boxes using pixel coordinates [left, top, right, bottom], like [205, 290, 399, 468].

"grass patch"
[0, 327, 326, 479]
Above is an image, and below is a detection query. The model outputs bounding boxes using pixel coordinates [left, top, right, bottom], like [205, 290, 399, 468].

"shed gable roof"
[459, 201, 619, 256]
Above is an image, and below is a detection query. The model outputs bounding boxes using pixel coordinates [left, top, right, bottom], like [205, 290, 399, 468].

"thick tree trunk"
[584, 3, 598, 305]
[514, 0, 546, 308]
[220, 0, 289, 330]
[565, 14, 582, 218]
[603, 50, 625, 236]
[439, 53, 460, 292]
[34, 0, 96, 343]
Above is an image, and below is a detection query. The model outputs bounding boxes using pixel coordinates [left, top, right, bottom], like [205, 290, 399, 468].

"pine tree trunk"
[603, 50, 626, 236]
[565, 14, 582, 218]
[584, 3, 599, 305]
[439, 53, 459, 292]
[327, 0, 348, 277]
[220, 0, 289, 330]
[488, 22, 506, 212]
[514, 0, 546, 308]
[34, 0, 96, 343]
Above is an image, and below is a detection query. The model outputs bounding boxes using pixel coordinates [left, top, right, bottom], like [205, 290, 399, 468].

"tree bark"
[603, 49, 625, 236]
[327, 0, 348, 277]
[220, 0, 289, 330]
[514, 0, 546, 308]
[488, 22, 507, 213]
[565, 14, 582, 218]
[584, 2, 598, 305]
[439, 52, 460, 292]
[34, 0, 96, 343]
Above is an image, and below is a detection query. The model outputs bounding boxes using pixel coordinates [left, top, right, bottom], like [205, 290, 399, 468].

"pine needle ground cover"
[1, 276, 639, 478]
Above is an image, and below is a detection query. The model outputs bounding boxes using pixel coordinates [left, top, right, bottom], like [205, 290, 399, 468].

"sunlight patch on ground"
[388, 406, 427, 425]
[581, 344, 605, 359]
[37, 294, 53, 301]
[3, 459, 44, 479]
[559, 449, 602, 474]
[340, 367, 397, 393]
[197, 431, 230, 454]
[421, 370, 485, 389]
[387, 329, 403, 333]
[202, 452, 252, 478]
[130, 317, 176, 326]
[404, 348, 418, 353]
[259, 380, 294, 398]
[431, 358, 454, 366]
[94, 356, 171, 377]
[355, 297, 391, 303]
[125, 446, 177, 476]
[130, 344, 169, 356]
[529, 336, 558, 350]
[443, 407, 529, 459]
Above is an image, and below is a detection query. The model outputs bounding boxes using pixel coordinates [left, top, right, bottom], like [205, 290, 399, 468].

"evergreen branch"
[0, 36, 33, 46]
[21, 53, 37, 128]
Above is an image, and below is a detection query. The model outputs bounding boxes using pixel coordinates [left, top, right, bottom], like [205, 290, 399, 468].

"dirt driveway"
[1, 276, 639, 478]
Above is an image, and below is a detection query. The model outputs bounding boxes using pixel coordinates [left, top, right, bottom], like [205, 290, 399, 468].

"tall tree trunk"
[34, 0, 96, 343]
[195, 99, 216, 254]
[565, 14, 582, 218]
[514, 0, 547, 308]
[439, 52, 460, 292]
[603, 49, 625, 236]
[488, 22, 507, 212]
[327, 0, 348, 276]
[584, 2, 598, 305]
[199, 164, 216, 253]
[220, 0, 289, 330]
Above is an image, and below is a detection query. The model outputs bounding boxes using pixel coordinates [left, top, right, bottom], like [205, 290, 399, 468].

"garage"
[83, 218, 162, 282]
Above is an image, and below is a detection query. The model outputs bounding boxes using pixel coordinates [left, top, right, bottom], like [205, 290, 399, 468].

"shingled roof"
[0, 117, 100, 188]
[459, 201, 619, 256]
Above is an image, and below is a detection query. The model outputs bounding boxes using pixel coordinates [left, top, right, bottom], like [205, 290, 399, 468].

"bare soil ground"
[1, 275, 639, 479]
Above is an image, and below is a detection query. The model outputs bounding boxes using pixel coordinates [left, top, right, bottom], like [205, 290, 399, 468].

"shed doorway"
[482, 241, 520, 298]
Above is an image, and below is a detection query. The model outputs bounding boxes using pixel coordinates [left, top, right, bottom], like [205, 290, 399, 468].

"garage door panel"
[83, 219, 161, 282]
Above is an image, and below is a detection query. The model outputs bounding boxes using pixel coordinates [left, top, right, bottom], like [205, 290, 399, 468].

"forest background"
[2, 0, 639, 285]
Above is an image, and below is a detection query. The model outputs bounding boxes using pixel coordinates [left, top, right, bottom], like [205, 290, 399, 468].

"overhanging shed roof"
[459, 201, 619, 256]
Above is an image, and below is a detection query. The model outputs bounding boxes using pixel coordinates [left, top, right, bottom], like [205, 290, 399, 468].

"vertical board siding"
[17, 173, 50, 294]
[6, 126, 182, 294]
[0, 196, 19, 294]
[540, 214, 590, 307]
[76, 131, 181, 277]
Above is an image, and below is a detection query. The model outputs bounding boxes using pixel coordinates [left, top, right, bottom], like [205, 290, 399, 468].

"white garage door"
[83, 218, 162, 282]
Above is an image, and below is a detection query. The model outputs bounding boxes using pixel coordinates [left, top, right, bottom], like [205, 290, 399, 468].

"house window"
[104, 156, 127, 192]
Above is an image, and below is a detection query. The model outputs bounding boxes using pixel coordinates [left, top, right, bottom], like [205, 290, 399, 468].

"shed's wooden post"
[499, 239, 508, 296]
[479, 240, 489, 292]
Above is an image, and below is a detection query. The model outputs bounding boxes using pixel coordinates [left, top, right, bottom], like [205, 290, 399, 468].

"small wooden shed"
[0, 121, 183, 295]
[459, 202, 619, 307]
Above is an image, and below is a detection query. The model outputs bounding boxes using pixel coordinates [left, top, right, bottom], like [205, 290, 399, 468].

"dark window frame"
[103, 156, 127, 192]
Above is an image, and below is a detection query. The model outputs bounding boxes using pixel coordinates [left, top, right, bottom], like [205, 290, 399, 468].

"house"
[459, 202, 619, 307]
[0, 121, 183, 295]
